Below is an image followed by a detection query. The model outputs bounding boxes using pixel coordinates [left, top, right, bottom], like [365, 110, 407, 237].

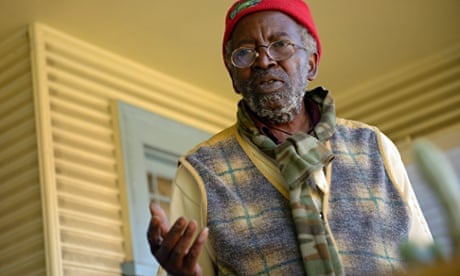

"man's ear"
[307, 52, 319, 81]
[226, 65, 241, 94]
[232, 80, 241, 94]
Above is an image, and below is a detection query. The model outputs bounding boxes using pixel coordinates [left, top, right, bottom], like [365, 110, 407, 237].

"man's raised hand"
[147, 203, 208, 276]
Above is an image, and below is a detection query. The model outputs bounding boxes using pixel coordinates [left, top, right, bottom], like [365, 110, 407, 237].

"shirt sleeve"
[157, 164, 215, 275]
[378, 132, 434, 246]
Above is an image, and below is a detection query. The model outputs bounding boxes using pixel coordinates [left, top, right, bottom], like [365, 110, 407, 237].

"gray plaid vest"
[185, 121, 409, 275]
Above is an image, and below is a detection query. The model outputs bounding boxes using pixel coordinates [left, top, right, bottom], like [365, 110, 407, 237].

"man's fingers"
[147, 214, 165, 254]
[183, 227, 209, 270]
[148, 203, 207, 274]
[168, 220, 198, 266]
[147, 203, 171, 255]
[149, 202, 170, 231]
[155, 217, 188, 260]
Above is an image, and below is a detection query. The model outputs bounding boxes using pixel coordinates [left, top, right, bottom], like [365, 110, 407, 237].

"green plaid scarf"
[237, 87, 343, 275]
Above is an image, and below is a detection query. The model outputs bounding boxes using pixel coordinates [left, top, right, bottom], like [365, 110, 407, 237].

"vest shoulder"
[185, 124, 238, 155]
[336, 117, 380, 133]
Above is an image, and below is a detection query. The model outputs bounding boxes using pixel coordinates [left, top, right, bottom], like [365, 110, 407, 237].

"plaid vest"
[185, 119, 409, 275]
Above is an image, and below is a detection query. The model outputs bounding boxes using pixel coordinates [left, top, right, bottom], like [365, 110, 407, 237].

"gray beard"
[239, 67, 309, 125]
[244, 88, 305, 124]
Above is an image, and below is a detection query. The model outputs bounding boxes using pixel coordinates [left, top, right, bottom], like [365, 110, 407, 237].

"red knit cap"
[223, 0, 321, 64]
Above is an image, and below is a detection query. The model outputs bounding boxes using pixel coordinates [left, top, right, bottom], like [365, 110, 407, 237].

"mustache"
[248, 68, 289, 87]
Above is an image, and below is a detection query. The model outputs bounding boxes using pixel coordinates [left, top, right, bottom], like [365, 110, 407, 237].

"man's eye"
[236, 48, 252, 56]
[272, 40, 289, 48]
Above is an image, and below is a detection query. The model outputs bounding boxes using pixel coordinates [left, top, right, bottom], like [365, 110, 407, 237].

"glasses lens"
[268, 40, 295, 61]
[232, 48, 255, 68]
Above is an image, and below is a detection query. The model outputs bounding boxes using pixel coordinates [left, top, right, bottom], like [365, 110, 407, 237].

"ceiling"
[1, 0, 460, 104]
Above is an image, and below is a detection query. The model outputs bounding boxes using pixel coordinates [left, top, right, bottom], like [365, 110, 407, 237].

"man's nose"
[252, 46, 276, 69]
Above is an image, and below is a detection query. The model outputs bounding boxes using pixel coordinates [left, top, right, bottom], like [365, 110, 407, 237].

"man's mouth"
[255, 78, 284, 92]
[260, 79, 277, 85]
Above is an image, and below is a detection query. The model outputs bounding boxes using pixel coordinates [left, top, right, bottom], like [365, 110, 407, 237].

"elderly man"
[147, 0, 433, 275]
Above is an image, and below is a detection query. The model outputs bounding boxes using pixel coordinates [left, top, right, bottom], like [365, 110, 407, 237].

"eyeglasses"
[230, 40, 307, 69]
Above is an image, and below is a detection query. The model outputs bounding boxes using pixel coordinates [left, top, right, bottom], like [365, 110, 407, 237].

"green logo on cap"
[229, 0, 261, 20]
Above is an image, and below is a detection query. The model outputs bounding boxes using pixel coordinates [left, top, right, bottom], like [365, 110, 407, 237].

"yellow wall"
[0, 27, 47, 275]
[1, 23, 235, 275]
[1, 21, 459, 275]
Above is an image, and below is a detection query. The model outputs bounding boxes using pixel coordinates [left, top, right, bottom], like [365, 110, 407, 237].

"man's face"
[228, 11, 317, 124]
